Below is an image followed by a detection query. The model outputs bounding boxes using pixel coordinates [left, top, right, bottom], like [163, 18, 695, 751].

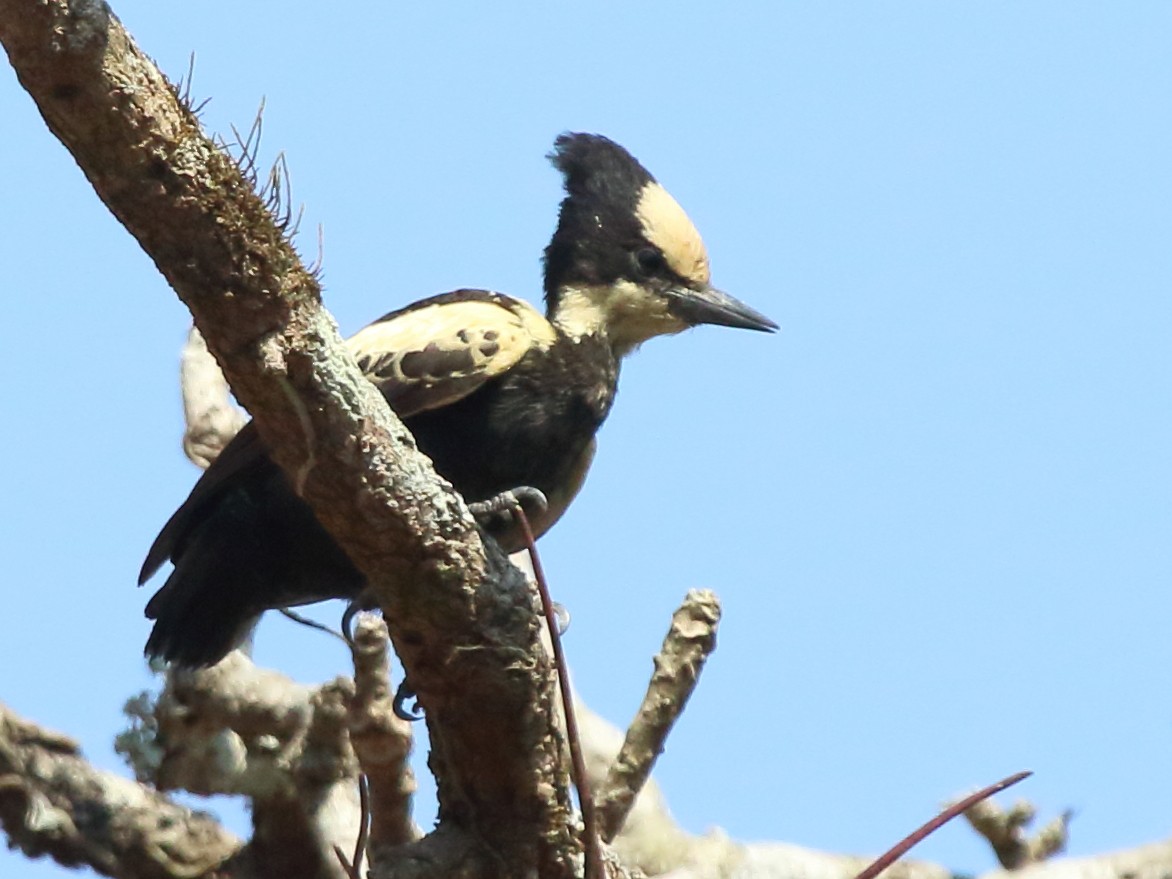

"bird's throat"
[551, 282, 685, 357]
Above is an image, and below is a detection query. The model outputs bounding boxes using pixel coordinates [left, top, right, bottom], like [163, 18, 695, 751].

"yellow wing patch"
[347, 296, 556, 418]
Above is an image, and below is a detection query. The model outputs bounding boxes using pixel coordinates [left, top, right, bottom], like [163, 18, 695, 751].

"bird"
[139, 132, 777, 667]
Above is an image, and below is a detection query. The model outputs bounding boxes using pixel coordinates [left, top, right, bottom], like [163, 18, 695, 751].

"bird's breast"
[400, 334, 617, 507]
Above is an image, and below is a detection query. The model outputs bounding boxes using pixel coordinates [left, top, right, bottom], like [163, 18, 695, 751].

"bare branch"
[0, 700, 240, 879]
[597, 589, 720, 843]
[578, 702, 954, 879]
[181, 326, 246, 467]
[966, 794, 1071, 868]
[0, 4, 573, 874]
[151, 653, 315, 796]
[149, 654, 360, 879]
[976, 843, 1172, 879]
[346, 614, 419, 852]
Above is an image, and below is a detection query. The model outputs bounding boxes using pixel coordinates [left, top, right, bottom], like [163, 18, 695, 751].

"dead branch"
[8, 6, 1165, 879]
[598, 589, 721, 843]
[151, 653, 325, 797]
[966, 795, 1070, 869]
[980, 843, 1172, 879]
[0, 3, 574, 875]
[577, 702, 953, 879]
[147, 654, 359, 879]
[347, 614, 419, 851]
[0, 699, 240, 879]
[180, 326, 246, 467]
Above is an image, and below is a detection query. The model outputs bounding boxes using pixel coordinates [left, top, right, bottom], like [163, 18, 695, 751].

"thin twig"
[177, 52, 195, 110]
[854, 771, 1033, 879]
[229, 97, 265, 184]
[513, 506, 605, 879]
[597, 589, 720, 842]
[328, 773, 370, 879]
[307, 223, 326, 278]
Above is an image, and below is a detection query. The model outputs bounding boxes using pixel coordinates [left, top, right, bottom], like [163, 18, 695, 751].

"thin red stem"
[854, 770, 1032, 879]
[514, 506, 604, 879]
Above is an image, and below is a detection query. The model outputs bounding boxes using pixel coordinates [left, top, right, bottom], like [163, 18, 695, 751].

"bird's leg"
[468, 485, 549, 538]
[471, 488, 570, 633]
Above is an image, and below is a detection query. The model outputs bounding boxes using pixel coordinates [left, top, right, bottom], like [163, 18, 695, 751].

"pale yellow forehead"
[635, 182, 711, 286]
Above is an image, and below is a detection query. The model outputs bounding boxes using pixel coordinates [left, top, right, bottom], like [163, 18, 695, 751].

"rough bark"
[597, 589, 721, 843]
[0, 700, 240, 879]
[0, 1, 572, 875]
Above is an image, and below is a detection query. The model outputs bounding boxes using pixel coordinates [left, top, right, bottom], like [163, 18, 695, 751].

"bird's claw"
[468, 486, 548, 524]
[341, 600, 361, 647]
[393, 680, 423, 722]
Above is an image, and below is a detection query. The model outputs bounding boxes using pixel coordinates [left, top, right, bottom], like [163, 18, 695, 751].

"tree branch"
[578, 702, 954, 879]
[180, 326, 246, 467]
[965, 795, 1070, 868]
[137, 655, 360, 879]
[978, 843, 1172, 879]
[0, 700, 239, 879]
[597, 589, 721, 843]
[12, 6, 1145, 879]
[0, 2, 572, 874]
[347, 614, 419, 852]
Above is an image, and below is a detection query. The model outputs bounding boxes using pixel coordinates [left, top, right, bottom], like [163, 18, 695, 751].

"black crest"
[548, 133, 655, 201]
[543, 134, 657, 302]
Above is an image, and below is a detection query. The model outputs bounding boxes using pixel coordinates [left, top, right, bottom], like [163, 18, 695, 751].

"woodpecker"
[140, 133, 777, 667]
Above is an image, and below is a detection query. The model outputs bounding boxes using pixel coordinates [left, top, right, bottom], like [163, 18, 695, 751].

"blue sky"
[2, 3, 1170, 877]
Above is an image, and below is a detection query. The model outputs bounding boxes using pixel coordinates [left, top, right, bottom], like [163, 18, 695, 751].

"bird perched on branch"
[139, 133, 777, 667]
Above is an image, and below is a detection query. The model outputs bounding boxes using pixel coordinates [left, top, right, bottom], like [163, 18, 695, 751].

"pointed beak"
[666, 285, 779, 333]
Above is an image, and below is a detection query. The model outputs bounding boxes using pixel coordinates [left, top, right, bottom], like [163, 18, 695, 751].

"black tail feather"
[141, 458, 366, 668]
[144, 497, 267, 667]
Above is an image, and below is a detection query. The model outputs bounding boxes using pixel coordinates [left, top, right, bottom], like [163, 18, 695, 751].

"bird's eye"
[634, 247, 667, 277]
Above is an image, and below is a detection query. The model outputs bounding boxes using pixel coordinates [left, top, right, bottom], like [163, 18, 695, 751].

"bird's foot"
[340, 596, 383, 647]
[468, 486, 548, 526]
[393, 680, 423, 722]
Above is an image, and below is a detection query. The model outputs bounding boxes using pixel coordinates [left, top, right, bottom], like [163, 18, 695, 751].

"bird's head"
[543, 133, 776, 355]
